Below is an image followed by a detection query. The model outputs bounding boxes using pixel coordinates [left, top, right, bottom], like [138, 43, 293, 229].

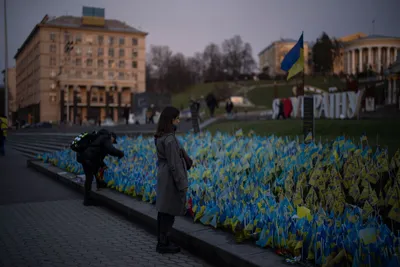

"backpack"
[70, 131, 97, 153]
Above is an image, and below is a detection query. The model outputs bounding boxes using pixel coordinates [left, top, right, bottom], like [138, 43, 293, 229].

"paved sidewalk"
[0, 150, 211, 267]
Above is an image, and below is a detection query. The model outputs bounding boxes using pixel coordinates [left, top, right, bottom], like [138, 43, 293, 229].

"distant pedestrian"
[154, 106, 191, 254]
[205, 93, 218, 117]
[148, 104, 156, 124]
[123, 105, 130, 125]
[225, 98, 234, 117]
[277, 99, 286, 120]
[0, 116, 7, 156]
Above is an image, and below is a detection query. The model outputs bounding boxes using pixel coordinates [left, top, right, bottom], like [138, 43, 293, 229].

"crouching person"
[81, 129, 124, 206]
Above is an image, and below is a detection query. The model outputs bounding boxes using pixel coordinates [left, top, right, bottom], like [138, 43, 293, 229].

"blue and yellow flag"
[280, 33, 304, 80]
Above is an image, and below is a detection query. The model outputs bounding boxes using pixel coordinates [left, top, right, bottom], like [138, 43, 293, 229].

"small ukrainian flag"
[305, 131, 313, 143]
[280, 32, 305, 80]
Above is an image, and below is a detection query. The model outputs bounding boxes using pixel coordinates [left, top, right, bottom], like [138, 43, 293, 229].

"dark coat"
[82, 129, 124, 170]
[225, 102, 234, 113]
[155, 133, 188, 216]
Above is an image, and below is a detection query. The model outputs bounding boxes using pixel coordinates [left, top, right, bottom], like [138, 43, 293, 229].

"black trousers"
[82, 162, 103, 198]
[277, 112, 286, 120]
[157, 212, 175, 243]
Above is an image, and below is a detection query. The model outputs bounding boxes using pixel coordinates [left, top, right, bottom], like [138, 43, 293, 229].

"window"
[50, 44, 56, 53]
[108, 60, 114, 68]
[108, 36, 114, 45]
[132, 50, 138, 58]
[108, 48, 114, 57]
[87, 47, 92, 56]
[119, 37, 125, 45]
[98, 35, 104, 45]
[131, 72, 137, 81]
[98, 48, 104, 56]
[132, 61, 137, 68]
[108, 72, 114, 80]
[132, 38, 138, 46]
[119, 48, 125, 57]
[98, 59, 104, 68]
[76, 58, 82, 66]
[97, 71, 104, 79]
[118, 72, 125, 80]
[75, 34, 82, 43]
[86, 59, 93, 67]
[87, 71, 93, 78]
[76, 71, 82, 78]
[50, 32, 56, 41]
[119, 60, 125, 68]
[76, 47, 82, 56]
[64, 33, 70, 42]
[50, 57, 56, 66]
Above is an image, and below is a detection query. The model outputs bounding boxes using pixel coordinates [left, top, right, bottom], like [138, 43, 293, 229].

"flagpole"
[372, 19, 375, 35]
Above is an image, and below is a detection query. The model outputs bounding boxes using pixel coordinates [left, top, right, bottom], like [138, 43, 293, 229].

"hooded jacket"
[82, 129, 124, 169]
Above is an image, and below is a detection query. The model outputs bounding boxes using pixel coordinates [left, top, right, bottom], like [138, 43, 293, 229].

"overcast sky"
[0, 0, 399, 71]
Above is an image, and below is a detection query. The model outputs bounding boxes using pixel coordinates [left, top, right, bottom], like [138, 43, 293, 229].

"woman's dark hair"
[155, 106, 180, 138]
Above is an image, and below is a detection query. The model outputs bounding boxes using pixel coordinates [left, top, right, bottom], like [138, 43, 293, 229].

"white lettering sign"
[272, 90, 365, 119]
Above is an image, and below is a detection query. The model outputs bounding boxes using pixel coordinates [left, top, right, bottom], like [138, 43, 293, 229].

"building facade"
[14, 7, 147, 124]
[0, 68, 16, 124]
[342, 35, 400, 75]
[258, 39, 310, 77]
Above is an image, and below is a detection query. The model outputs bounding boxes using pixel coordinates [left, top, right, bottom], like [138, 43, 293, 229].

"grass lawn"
[246, 76, 345, 108]
[205, 119, 400, 155]
[172, 76, 346, 111]
[172, 80, 278, 108]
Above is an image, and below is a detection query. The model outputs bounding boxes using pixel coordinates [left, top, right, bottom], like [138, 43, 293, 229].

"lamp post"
[3, 0, 9, 120]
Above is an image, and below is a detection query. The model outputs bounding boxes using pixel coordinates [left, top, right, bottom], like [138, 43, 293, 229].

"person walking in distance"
[80, 129, 124, 206]
[0, 116, 7, 156]
[225, 98, 234, 117]
[154, 106, 191, 254]
[123, 105, 130, 125]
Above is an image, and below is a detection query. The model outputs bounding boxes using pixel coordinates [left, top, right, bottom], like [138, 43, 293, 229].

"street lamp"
[3, 0, 9, 121]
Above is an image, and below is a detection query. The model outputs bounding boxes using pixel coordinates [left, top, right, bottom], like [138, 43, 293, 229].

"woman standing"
[154, 106, 189, 254]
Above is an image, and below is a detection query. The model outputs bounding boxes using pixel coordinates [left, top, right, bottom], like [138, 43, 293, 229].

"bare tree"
[221, 35, 255, 77]
[148, 45, 173, 91]
[164, 53, 192, 93]
[186, 52, 204, 83]
[202, 43, 223, 82]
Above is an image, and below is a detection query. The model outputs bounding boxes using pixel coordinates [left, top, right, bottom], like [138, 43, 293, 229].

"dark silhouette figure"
[205, 93, 218, 117]
[225, 99, 234, 115]
[123, 105, 130, 125]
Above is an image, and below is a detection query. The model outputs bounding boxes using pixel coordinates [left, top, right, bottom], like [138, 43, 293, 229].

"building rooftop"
[345, 34, 400, 45]
[14, 14, 147, 59]
[258, 38, 307, 56]
[45, 15, 146, 34]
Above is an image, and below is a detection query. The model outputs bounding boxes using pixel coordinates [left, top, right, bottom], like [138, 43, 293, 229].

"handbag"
[180, 148, 193, 170]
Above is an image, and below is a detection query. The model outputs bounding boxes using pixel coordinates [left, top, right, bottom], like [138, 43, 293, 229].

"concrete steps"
[6, 134, 73, 158]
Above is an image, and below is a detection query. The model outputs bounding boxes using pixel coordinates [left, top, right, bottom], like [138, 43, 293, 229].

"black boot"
[156, 233, 180, 254]
[83, 192, 98, 206]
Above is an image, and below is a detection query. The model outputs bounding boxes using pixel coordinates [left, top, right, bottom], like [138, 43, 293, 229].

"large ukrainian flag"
[280, 33, 304, 80]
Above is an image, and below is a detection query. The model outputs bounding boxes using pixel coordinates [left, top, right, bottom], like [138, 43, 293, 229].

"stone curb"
[27, 159, 290, 267]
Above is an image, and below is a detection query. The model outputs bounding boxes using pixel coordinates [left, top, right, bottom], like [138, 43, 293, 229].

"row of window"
[49, 57, 138, 69]
[65, 93, 133, 104]
[50, 44, 139, 58]
[50, 32, 139, 46]
[57, 70, 138, 81]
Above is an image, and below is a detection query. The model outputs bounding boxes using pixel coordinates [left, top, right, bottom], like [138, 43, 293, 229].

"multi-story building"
[1, 68, 17, 124]
[341, 34, 400, 75]
[15, 6, 147, 124]
[258, 38, 310, 77]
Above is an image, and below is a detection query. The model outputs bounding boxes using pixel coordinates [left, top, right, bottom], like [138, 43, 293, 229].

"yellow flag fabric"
[280, 33, 305, 80]
[0, 117, 7, 137]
